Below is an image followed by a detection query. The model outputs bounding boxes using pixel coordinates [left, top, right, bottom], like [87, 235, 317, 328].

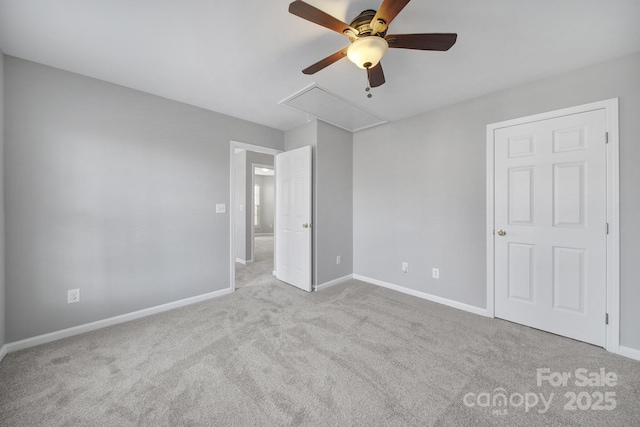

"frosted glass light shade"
[347, 36, 389, 69]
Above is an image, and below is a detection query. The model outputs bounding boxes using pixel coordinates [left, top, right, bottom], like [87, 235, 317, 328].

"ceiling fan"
[289, 0, 457, 93]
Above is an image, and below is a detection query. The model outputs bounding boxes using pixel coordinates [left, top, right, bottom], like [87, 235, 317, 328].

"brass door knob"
[497, 229, 506, 236]
[303, 223, 310, 228]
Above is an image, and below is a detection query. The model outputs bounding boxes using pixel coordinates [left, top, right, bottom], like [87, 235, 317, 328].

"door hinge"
[605, 313, 609, 325]
[605, 132, 609, 144]
[606, 223, 609, 234]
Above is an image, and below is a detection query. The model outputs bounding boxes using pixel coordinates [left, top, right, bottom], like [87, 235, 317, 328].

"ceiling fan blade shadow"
[367, 63, 385, 87]
[302, 47, 349, 74]
[386, 33, 458, 51]
[372, 0, 411, 29]
[289, 1, 357, 36]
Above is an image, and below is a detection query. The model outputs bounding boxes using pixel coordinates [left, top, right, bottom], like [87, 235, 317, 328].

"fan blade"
[302, 47, 349, 75]
[289, 1, 357, 36]
[367, 63, 385, 87]
[372, 0, 411, 29]
[386, 33, 457, 51]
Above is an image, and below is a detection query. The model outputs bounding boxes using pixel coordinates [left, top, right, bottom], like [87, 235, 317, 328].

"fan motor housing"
[350, 9, 387, 38]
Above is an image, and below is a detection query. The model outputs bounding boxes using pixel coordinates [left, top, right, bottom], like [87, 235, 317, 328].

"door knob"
[497, 229, 506, 236]
[303, 223, 311, 228]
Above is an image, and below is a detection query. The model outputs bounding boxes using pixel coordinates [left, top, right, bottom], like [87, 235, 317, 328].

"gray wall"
[254, 174, 274, 235]
[316, 121, 353, 284]
[0, 52, 5, 350]
[4, 57, 284, 342]
[353, 52, 640, 351]
[284, 120, 353, 287]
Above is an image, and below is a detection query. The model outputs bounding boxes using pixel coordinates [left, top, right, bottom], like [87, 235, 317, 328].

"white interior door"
[275, 145, 312, 292]
[494, 109, 607, 346]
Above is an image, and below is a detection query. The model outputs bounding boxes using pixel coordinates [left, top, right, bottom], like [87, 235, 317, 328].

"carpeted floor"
[235, 234, 274, 289]
[1, 254, 639, 426]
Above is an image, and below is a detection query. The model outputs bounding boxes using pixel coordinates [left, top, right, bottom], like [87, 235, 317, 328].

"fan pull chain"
[365, 70, 372, 98]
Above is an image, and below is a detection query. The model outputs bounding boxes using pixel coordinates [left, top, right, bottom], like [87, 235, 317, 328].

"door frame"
[485, 98, 620, 352]
[230, 141, 282, 292]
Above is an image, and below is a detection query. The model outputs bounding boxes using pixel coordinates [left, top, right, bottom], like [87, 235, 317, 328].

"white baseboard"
[352, 276, 639, 361]
[353, 274, 489, 317]
[0, 344, 7, 362]
[316, 274, 353, 291]
[4, 287, 234, 354]
[235, 258, 253, 265]
[617, 345, 640, 362]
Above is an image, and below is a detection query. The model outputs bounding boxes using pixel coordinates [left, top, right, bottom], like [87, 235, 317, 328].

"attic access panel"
[279, 84, 387, 132]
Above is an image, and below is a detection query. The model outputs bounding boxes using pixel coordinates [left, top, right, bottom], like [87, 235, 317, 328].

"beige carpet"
[0, 271, 639, 426]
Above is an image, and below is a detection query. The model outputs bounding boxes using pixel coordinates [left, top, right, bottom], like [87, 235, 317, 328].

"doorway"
[230, 142, 280, 291]
[486, 99, 619, 350]
[236, 163, 275, 289]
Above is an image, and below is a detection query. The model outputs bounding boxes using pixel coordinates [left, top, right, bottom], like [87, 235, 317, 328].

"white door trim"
[230, 141, 282, 292]
[486, 98, 619, 352]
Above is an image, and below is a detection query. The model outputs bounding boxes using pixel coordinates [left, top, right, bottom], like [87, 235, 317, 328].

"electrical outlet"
[336, 255, 341, 265]
[216, 203, 226, 214]
[432, 268, 440, 279]
[68, 289, 80, 304]
[402, 262, 409, 273]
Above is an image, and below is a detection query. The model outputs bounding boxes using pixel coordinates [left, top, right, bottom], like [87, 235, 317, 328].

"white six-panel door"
[493, 109, 607, 346]
[275, 145, 312, 292]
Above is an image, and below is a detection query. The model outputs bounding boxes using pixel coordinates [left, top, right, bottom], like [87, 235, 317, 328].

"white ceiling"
[255, 166, 274, 176]
[0, 0, 639, 131]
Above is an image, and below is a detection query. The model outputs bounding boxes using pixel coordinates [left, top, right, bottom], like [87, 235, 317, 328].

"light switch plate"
[216, 204, 226, 214]
[68, 289, 80, 304]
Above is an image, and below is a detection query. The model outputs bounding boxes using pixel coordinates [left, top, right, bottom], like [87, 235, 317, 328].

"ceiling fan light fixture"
[347, 36, 388, 69]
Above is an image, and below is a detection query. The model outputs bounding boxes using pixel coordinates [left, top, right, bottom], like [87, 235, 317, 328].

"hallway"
[235, 235, 274, 289]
